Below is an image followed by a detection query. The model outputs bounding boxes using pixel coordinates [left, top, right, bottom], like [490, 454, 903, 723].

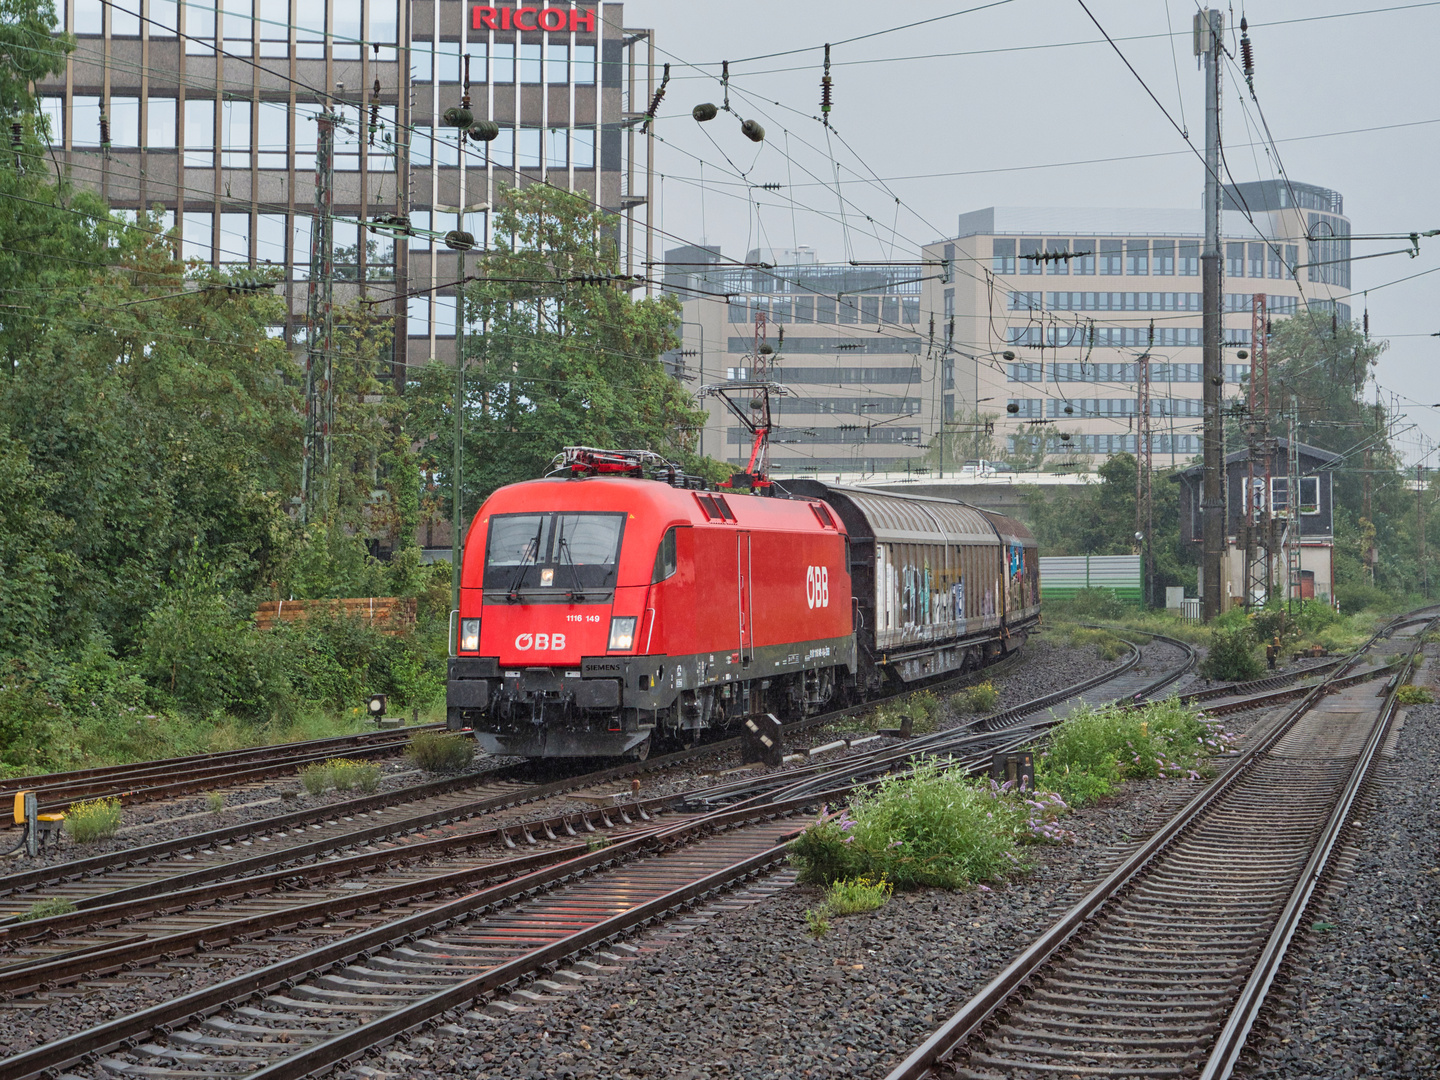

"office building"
[662, 245, 934, 479]
[39, 0, 657, 380]
[923, 181, 1352, 466]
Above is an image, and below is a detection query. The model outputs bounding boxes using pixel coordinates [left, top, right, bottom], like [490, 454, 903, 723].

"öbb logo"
[805, 566, 829, 609]
[514, 632, 567, 651]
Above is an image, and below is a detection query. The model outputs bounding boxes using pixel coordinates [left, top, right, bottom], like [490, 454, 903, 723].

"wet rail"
[882, 614, 1429, 1080]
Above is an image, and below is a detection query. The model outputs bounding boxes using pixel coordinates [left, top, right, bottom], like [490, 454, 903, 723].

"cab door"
[738, 531, 753, 667]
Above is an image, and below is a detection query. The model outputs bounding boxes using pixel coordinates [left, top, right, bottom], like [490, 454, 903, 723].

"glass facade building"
[39, 1, 655, 379]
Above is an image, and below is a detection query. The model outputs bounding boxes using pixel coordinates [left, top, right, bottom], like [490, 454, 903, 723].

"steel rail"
[1199, 626, 1430, 1080]
[880, 612, 1419, 1080]
[0, 725, 441, 793]
[0, 798, 810, 1080]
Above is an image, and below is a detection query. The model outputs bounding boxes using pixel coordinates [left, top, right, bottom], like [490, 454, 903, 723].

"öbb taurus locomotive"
[446, 451, 1040, 758]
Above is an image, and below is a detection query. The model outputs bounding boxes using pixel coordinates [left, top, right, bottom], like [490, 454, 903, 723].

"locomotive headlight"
[607, 616, 637, 651]
[459, 618, 480, 652]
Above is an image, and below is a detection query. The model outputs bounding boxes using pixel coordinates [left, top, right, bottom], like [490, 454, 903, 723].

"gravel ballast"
[1233, 696, 1439, 1078]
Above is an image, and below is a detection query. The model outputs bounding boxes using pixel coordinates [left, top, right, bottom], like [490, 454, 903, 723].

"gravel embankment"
[349, 710, 1285, 1080]
[1232, 695, 1439, 1078]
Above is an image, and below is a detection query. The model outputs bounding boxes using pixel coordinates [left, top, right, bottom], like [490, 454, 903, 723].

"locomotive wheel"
[629, 737, 651, 761]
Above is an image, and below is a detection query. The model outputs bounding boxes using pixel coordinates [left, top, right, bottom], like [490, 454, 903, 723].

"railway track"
[882, 614, 1430, 1080]
[0, 727, 449, 818]
[0, 629, 1205, 1077]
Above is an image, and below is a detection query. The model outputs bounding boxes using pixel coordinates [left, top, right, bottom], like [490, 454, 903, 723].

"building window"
[575, 44, 596, 84]
[1226, 242, 1244, 277]
[332, 3, 360, 60]
[184, 99, 214, 166]
[434, 296, 457, 336]
[146, 97, 176, 149]
[837, 297, 858, 324]
[407, 295, 430, 337]
[257, 0, 287, 56]
[1047, 239, 1069, 276]
[182, 212, 213, 262]
[860, 296, 880, 324]
[221, 97, 251, 168]
[520, 42, 543, 83]
[257, 101, 288, 167]
[1072, 240, 1094, 275]
[1179, 241, 1199, 275]
[219, 212, 251, 263]
[186, 0, 216, 54]
[1019, 238, 1042, 275]
[545, 128, 567, 169]
[149, 0, 179, 37]
[572, 128, 595, 169]
[1152, 240, 1174, 276]
[256, 213, 287, 265]
[223, 0, 252, 53]
[546, 42, 569, 83]
[73, 0, 103, 34]
[109, 96, 140, 147]
[943, 288, 955, 318]
[992, 238, 1015, 275]
[410, 38, 433, 82]
[112, 0, 141, 36]
[1248, 243, 1266, 279]
[492, 42, 516, 82]
[1100, 239, 1122, 275]
[291, 214, 310, 279]
[409, 209, 432, 251]
[1125, 239, 1148, 275]
[294, 3, 323, 58]
[367, 231, 395, 282]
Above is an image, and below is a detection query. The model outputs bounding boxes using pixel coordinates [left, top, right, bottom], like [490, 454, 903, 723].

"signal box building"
[1174, 438, 1339, 608]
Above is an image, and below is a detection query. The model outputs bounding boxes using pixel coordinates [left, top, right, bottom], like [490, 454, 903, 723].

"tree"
[407, 184, 709, 524]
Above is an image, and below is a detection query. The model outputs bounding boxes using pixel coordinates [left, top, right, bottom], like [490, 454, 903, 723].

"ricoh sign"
[471, 6, 597, 32]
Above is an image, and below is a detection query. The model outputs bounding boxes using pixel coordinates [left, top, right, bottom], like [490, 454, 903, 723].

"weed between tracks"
[298, 758, 383, 794]
[791, 698, 1232, 901]
[16, 897, 77, 922]
[406, 730, 475, 772]
[63, 796, 123, 842]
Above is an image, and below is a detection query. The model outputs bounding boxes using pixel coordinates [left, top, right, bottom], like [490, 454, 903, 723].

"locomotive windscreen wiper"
[556, 537, 587, 601]
[505, 520, 546, 601]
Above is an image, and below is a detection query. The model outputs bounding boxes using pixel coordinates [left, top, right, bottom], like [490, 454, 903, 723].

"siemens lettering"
[472, 6, 596, 32]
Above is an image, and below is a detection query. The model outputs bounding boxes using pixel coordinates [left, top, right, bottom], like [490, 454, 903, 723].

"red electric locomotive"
[446, 449, 855, 758]
[447, 448, 1040, 759]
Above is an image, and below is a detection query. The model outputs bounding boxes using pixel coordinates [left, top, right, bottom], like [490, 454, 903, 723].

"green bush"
[824, 876, 894, 916]
[788, 760, 1037, 890]
[205, 791, 225, 813]
[64, 796, 123, 843]
[353, 761, 383, 793]
[1396, 684, 1433, 706]
[805, 907, 831, 938]
[406, 730, 475, 773]
[961, 681, 1000, 714]
[329, 758, 360, 792]
[299, 761, 332, 795]
[16, 897, 77, 922]
[1035, 697, 1230, 806]
[1057, 588, 1130, 620]
[1201, 624, 1264, 682]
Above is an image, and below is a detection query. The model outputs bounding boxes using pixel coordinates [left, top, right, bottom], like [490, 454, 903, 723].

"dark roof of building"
[1172, 438, 1341, 481]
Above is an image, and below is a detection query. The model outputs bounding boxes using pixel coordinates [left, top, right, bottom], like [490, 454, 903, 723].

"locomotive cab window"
[484, 512, 625, 593]
[652, 526, 679, 582]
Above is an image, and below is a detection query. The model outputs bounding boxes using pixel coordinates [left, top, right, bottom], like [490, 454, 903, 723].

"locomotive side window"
[483, 511, 625, 593]
[652, 526, 678, 582]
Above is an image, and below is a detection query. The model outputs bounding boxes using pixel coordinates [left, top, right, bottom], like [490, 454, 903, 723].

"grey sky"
[623, 0, 1440, 463]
